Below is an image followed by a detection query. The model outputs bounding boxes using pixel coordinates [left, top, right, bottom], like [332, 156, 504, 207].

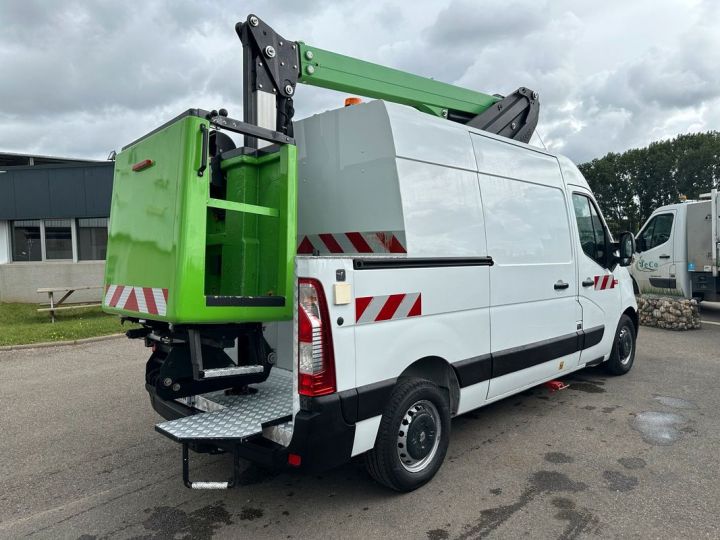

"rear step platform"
[156, 369, 293, 489]
[156, 368, 293, 442]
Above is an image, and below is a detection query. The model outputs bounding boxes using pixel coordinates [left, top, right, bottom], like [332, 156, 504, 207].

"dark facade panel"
[0, 173, 15, 216]
[83, 165, 113, 217]
[13, 168, 51, 219]
[48, 168, 87, 218]
[0, 162, 113, 220]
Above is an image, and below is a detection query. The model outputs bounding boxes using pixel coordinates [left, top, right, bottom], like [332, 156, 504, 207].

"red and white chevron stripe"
[594, 275, 618, 290]
[298, 231, 406, 255]
[104, 284, 168, 316]
[355, 292, 422, 324]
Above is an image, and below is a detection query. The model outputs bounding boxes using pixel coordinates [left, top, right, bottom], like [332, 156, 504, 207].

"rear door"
[570, 189, 621, 365]
[633, 211, 678, 293]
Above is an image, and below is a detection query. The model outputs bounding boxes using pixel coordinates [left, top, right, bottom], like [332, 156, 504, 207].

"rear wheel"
[604, 314, 636, 375]
[365, 378, 450, 492]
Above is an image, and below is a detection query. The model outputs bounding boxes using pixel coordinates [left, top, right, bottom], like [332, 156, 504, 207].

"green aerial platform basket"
[103, 109, 297, 324]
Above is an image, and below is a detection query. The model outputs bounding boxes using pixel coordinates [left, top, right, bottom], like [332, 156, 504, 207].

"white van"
[630, 191, 720, 301]
[148, 100, 638, 491]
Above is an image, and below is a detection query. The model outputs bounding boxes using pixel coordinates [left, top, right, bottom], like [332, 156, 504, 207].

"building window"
[77, 218, 108, 260]
[9, 217, 108, 262]
[11, 220, 42, 261]
[44, 219, 73, 259]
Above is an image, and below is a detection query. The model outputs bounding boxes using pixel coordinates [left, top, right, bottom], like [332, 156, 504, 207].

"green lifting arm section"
[236, 14, 539, 144]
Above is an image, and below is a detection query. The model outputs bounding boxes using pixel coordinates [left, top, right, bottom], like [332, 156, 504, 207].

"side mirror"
[616, 231, 635, 266]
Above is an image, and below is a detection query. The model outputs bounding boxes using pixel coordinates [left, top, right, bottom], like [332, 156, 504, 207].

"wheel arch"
[623, 306, 639, 334]
[398, 356, 461, 416]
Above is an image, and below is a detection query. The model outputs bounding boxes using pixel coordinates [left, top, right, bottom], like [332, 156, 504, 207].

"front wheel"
[365, 378, 451, 492]
[604, 314, 636, 375]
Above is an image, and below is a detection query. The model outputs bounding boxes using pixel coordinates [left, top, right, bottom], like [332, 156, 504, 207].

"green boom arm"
[297, 43, 499, 120]
[237, 14, 539, 143]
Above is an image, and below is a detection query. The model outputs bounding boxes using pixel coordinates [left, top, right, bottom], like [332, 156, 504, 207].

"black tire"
[365, 378, 451, 492]
[604, 314, 636, 375]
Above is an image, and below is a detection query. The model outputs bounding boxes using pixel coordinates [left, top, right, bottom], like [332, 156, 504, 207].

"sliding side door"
[471, 135, 580, 400]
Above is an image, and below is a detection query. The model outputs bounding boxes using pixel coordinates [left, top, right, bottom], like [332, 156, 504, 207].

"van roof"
[299, 100, 589, 190]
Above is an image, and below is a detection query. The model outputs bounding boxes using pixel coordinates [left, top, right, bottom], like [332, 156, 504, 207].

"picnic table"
[37, 285, 103, 323]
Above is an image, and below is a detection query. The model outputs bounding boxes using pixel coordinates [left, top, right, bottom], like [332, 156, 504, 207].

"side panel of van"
[470, 135, 580, 400]
[351, 157, 492, 452]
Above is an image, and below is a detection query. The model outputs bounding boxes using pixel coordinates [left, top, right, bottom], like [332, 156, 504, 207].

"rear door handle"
[554, 280, 570, 290]
[198, 124, 209, 177]
[659, 255, 671, 259]
[582, 278, 594, 287]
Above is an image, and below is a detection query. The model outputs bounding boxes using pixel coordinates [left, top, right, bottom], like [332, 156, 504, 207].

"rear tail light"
[298, 278, 336, 396]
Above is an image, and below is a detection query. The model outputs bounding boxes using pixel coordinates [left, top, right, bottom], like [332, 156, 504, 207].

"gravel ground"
[1, 322, 718, 539]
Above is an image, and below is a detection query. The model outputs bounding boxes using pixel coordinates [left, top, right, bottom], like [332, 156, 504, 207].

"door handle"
[554, 280, 570, 290]
[659, 255, 671, 259]
[582, 278, 594, 287]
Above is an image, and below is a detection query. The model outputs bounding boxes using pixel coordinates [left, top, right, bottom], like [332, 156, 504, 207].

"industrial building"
[0, 152, 113, 303]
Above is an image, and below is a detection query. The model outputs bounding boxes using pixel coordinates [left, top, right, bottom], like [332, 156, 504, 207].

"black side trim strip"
[492, 332, 579, 378]
[205, 295, 285, 307]
[337, 389, 358, 425]
[453, 325, 606, 388]
[583, 325, 605, 349]
[349, 326, 606, 417]
[649, 277, 677, 289]
[453, 354, 492, 387]
[353, 257, 493, 270]
[584, 356, 605, 368]
[354, 379, 396, 421]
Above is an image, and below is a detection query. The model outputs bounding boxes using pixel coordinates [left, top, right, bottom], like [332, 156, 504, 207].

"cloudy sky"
[1, 0, 718, 164]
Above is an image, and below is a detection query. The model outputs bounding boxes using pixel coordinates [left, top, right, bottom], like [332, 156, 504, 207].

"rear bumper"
[288, 394, 356, 471]
[147, 385, 356, 472]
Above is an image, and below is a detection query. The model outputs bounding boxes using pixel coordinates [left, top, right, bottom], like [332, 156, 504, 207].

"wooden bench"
[37, 286, 103, 323]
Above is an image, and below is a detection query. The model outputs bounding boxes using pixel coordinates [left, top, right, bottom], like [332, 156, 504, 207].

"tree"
[578, 131, 720, 235]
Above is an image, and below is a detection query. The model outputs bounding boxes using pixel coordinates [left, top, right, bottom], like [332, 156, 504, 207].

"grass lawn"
[0, 303, 132, 346]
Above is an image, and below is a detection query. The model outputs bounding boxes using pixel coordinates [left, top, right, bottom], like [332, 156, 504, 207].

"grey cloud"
[426, 0, 548, 47]
[0, 0, 718, 164]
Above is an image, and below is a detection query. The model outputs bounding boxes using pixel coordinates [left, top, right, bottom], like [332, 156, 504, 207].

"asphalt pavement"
[1, 322, 719, 539]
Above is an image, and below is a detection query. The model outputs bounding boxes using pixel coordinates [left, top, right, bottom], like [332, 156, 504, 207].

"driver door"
[633, 212, 677, 294]
[571, 190, 621, 366]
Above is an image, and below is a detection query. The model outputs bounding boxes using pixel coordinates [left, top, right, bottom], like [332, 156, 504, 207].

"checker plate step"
[156, 369, 293, 442]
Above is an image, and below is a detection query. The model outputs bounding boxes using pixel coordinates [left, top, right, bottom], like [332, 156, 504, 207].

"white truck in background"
[630, 189, 720, 301]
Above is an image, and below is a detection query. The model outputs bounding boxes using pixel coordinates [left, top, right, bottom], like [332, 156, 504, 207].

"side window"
[651, 214, 673, 247]
[481, 176, 572, 264]
[637, 219, 656, 253]
[572, 194, 608, 267]
[637, 214, 674, 252]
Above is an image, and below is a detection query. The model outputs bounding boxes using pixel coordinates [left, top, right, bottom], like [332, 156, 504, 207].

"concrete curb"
[0, 333, 125, 352]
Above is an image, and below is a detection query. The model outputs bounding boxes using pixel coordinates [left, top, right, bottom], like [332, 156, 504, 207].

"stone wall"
[636, 295, 700, 330]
